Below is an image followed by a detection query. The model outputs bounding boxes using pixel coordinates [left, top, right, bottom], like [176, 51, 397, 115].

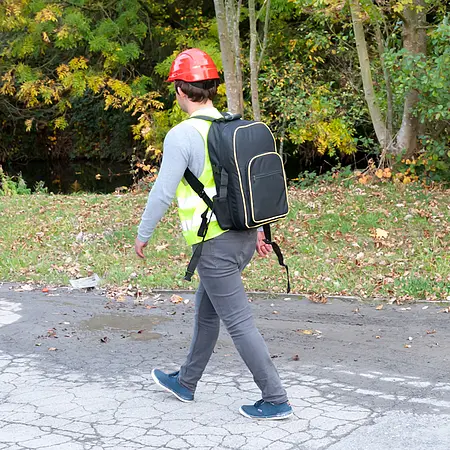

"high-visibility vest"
[176, 111, 226, 245]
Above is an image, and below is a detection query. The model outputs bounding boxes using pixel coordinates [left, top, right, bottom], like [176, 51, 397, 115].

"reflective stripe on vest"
[176, 113, 226, 246]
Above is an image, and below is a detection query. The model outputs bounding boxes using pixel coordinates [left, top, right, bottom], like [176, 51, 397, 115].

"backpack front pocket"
[248, 152, 288, 224]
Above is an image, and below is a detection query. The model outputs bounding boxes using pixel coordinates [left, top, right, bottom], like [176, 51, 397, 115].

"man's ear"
[175, 86, 184, 98]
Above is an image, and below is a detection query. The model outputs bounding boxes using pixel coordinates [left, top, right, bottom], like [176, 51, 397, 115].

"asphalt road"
[1, 282, 449, 449]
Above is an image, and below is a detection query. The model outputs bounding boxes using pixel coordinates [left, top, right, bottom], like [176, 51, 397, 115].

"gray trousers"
[178, 229, 288, 404]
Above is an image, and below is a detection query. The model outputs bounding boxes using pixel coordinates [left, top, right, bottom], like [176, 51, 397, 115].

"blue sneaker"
[239, 399, 293, 420]
[151, 369, 194, 403]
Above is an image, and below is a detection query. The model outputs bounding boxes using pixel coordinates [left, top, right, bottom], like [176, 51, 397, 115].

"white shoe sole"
[239, 406, 293, 420]
[151, 369, 193, 403]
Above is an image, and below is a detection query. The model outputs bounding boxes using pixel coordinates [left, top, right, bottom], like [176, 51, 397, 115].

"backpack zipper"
[252, 170, 282, 182]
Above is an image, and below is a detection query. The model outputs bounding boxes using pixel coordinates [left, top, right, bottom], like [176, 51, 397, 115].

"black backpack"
[184, 113, 290, 292]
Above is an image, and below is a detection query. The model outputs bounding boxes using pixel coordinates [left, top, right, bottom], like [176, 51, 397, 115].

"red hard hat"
[166, 48, 219, 82]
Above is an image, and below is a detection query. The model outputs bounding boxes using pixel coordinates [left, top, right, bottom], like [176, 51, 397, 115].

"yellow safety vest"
[176, 111, 226, 245]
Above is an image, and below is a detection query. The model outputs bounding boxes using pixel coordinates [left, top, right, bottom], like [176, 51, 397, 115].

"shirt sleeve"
[136, 123, 203, 243]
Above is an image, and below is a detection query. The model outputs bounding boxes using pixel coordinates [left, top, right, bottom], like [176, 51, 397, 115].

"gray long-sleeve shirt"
[137, 107, 220, 243]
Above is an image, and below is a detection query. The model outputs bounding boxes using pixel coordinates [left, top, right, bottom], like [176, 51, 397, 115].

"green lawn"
[1, 183, 449, 301]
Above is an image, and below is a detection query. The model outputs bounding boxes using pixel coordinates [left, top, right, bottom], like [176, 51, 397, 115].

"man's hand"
[256, 230, 272, 257]
[135, 238, 148, 259]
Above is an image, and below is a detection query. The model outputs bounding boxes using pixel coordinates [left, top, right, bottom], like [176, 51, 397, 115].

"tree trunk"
[258, 0, 271, 73]
[249, 0, 271, 121]
[213, 0, 243, 115]
[375, 22, 394, 138]
[349, 0, 391, 150]
[395, 0, 427, 157]
[248, 0, 261, 120]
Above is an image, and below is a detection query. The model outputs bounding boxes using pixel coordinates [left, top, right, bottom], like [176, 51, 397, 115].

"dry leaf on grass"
[373, 228, 389, 240]
[376, 304, 384, 310]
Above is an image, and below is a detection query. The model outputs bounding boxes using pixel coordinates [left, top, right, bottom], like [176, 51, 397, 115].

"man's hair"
[175, 79, 220, 103]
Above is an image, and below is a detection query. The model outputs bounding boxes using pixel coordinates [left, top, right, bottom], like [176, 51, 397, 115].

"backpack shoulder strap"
[190, 115, 222, 122]
[183, 168, 213, 210]
[263, 224, 291, 294]
[192, 112, 242, 122]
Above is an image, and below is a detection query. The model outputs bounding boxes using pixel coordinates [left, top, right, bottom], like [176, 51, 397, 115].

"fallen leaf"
[145, 305, 157, 309]
[42, 287, 49, 293]
[352, 307, 360, 313]
[155, 243, 169, 252]
[422, 305, 429, 310]
[376, 335, 381, 339]
[298, 329, 313, 335]
[296, 329, 322, 336]
[272, 310, 279, 314]
[47, 328, 57, 337]
[426, 329, 436, 334]
[374, 228, 389, 240]
[48, 347, 57, 351]
[292, 354, 300, 361]
[404, 344, 411, 349]
[376, 304, 384, 310]
[308, 294, 328, 304]
[15, 284, 34, 292]
[170, 294, 183, 304]
[100, 337, 108, 343]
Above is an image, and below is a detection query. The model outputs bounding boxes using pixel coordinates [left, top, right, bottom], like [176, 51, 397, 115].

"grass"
[1, 183, 449, 301]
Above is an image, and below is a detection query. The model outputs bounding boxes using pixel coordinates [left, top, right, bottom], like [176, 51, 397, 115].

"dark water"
[5, 160, 133, 194]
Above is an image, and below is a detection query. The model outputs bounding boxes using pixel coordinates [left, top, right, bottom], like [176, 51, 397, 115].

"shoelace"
[254, 399, 266, 407]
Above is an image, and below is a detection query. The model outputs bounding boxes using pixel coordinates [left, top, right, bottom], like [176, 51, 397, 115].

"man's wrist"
[136, 235, 149, 243]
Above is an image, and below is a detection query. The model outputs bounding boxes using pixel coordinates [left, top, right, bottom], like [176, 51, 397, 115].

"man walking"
[135, 48, 292, 420]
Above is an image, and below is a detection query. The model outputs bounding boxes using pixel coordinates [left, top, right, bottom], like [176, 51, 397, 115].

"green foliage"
[384, 15, 450, 182]
[256, 2, 366, 160]
[394, 138, 450, 185]
[34, 180, 48, 194]
[296, 165, 354, 187]
[0, 167, 31, 195]
[0, 0, 449, 181]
